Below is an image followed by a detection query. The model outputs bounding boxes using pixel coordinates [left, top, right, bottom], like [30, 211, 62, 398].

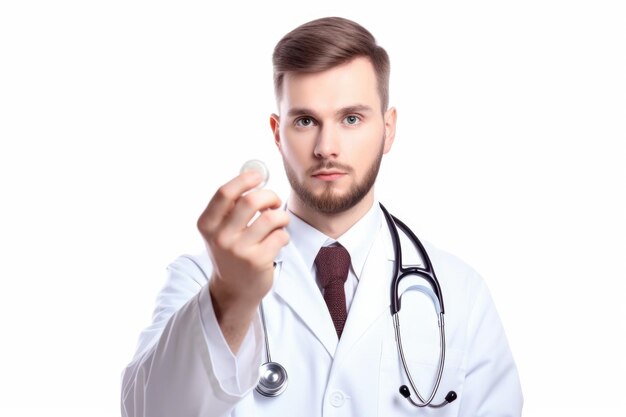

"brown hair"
[272, 17, 390, 112]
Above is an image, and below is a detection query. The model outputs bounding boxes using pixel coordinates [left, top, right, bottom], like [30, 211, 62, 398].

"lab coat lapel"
[333, 225, 393, 361]
[272, 241, 339, 357]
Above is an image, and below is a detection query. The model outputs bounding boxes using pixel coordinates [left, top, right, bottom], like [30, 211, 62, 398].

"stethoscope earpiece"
[445, 391, 458, 403]
[400, 385, 458, 408]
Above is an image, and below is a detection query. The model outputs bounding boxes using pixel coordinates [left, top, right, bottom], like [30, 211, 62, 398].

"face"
[270, 57, 396, 215]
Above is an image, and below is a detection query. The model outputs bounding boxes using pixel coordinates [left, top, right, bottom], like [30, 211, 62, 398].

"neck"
[287, 191, 375, 239]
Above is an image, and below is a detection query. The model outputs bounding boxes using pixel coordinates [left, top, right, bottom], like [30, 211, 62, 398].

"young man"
[122, 17, 522, 416]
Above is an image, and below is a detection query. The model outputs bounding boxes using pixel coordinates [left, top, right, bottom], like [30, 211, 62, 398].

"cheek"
[279, 143, 308, 178]
[353, 132, 383, 161]
[281, 131, 315, 161]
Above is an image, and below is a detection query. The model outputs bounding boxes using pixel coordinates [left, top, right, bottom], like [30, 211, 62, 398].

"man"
[121, 17, 522, 416]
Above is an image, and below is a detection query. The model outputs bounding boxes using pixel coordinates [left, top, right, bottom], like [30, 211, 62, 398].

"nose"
[313, 125, 340, 159]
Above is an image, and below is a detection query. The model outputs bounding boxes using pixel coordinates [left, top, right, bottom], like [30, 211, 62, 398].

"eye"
[295, 117, 316, 127]
[344, 115, 361, 125]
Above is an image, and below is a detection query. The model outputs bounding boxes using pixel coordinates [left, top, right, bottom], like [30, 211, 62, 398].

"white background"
[1, 1, 624, 416]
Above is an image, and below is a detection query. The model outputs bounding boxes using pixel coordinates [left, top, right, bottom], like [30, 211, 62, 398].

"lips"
[312, 170, 346, 181]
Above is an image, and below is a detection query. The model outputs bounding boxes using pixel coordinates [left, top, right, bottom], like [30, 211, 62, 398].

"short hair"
[272, 17, 390, 112]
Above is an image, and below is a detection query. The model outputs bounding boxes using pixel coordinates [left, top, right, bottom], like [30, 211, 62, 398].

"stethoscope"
[256, 203, 458, 408]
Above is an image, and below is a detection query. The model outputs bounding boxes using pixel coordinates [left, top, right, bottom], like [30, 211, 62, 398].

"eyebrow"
[286, 104, 374, 118]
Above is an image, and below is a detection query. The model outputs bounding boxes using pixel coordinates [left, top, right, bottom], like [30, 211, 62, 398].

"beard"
[282, 139, 384, 215]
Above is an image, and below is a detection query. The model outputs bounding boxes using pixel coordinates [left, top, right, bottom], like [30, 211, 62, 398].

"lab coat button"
[329, 390, 345, 407]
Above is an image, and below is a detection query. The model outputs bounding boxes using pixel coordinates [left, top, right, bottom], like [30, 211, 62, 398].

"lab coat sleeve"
[121, 255, 263, 417]
[458, 279, 523, 416]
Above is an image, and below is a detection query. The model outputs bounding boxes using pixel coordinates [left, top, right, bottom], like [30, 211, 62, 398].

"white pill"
[240, 159, 269, 188]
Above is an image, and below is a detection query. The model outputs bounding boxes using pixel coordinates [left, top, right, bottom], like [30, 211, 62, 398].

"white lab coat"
[121, 211, 523, 416]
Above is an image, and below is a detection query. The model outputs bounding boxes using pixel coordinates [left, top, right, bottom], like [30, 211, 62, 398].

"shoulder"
[149, 249, 214, 324]
[420, 240, 489, 313]
[422, 241, 482, 284]
[165, 249, 214, 288]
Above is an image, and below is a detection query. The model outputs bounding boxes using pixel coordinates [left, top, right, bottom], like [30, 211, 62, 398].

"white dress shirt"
[287, 202, 381, 311]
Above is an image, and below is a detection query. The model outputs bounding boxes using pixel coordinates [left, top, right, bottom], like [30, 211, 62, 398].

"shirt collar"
[286, 202, 382, 280]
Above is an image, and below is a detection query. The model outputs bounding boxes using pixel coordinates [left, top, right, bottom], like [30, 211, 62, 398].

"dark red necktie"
[314, 245, 351, 338]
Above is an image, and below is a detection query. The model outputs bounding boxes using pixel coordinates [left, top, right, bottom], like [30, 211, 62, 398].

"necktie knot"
[315, 245, 351, 288]
[314, 245, 351, 338]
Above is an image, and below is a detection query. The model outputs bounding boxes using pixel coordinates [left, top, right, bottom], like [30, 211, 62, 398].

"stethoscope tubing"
[256, 203, 456, 407]
[256, 280, 289, 397]
[380, 203, 451, 407]
[260, 302, 272, 363]
[393, 312, 448, 407]
[379, 204, 445, 315]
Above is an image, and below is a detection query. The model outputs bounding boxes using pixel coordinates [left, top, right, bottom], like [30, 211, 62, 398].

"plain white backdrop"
[1, 1, 624, 416]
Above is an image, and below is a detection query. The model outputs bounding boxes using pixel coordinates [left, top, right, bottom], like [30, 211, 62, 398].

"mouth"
[312, 170, 346, 181]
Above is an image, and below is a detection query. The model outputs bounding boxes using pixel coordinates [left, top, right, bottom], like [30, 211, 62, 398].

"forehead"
[279, 57, 381, 114]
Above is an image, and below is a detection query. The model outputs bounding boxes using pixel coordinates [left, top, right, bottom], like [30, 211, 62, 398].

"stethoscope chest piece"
[256, 361, 288, 397]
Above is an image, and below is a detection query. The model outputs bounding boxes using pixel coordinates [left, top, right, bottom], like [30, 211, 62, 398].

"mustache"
[307, 161, 353, 175]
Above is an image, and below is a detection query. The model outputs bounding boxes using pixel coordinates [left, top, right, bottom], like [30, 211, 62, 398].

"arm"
[120, 256, 263, 417]
[459, 280, 523, 417]
[121, 171, 290, 416]
[198, 170, 289, 353]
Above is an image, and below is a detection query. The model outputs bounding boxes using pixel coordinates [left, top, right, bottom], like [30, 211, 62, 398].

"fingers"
[220, 189, 283, 238]
[259, 228, 290, 258]
[238, 208, 290, 248]
[197, 171, 263, 234]
[237, 226, 290, 266]
[197, 169, 290, 312]
[197, 171, 288, 256]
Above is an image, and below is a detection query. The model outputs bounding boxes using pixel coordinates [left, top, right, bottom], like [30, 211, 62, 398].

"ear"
[269, 113, 281, 150]
[382, 107, 397, 154]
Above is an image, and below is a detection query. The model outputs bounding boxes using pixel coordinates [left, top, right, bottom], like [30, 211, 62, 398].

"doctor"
[121, 17, 523, 416]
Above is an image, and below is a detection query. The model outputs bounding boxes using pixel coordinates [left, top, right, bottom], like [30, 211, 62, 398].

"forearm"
[122, 276, 263, 417]
[122, 292, 236, 417]
[210, 279, 260, 354]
